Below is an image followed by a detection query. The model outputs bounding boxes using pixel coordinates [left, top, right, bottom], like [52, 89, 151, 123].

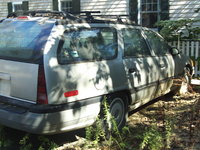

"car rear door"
[121, 27, 160, 106]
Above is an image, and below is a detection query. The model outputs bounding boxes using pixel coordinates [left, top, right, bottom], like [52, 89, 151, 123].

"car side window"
[122, 28, 151, 57]
[57, 28, 117, 64]
[143, 30, 170, 56]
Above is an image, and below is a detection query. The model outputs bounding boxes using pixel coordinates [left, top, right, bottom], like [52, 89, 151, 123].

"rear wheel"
[101, 93, 128, 131]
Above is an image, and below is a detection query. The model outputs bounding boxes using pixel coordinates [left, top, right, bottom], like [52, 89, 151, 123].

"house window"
[141, 0, 160, 28]
[7, 1, 29, 15]
[53, 0, 80, 13]
[12, 2, 23, 12]
[59, 0, 72, 12]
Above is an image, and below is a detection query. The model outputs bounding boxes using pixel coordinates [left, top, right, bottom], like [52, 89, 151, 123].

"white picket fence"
[169, 40, 200, 76]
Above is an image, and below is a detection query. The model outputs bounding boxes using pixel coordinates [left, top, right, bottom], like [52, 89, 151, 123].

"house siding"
[81, 0, 129, 15]
[29, 0, 52, 10]
[0, 0, 129, 19]
[169, 0, 200, 20]
[0, 0, 52, 19]
[0, 1, 8, 19]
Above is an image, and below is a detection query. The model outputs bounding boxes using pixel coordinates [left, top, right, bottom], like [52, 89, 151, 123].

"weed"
[0, 126, 12, 149]
[19, 134, 57, 150]
[37, 136, 58, 150]
[85, 96, 130, 150]
[19, 134, 32, 150]
[137, 124, 163, 150]
[85, 115, 108, 148]
[163, 117, 173, 149]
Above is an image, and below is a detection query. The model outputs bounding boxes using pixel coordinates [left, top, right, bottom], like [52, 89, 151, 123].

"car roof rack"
[57, 11, 136, 25]
[73, 11, 132, 22]
[7, 10, 70, 19]
[0, 19, 5, 23]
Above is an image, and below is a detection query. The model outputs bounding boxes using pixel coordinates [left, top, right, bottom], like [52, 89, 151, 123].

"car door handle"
[128, 68, 137, 73]
[0, 73, 11, 80]
[160, 64, 166, 69]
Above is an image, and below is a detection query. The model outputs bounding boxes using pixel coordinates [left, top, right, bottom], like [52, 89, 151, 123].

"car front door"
[143, 29, 174, 96]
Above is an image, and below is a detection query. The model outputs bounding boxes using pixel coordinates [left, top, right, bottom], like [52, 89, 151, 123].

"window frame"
[57, 27, 118, 65]
[140, 0, 160, 28]
[58, 0, 72, 12]
[122, 28, 151, 58]
[142, 29, 171, 56]
[12, 2, 23, 12]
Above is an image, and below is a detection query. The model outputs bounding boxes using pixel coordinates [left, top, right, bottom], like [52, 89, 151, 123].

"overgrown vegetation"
[0, 129, 58, 150]
[19, 134, 58, 150]
[82, 96, 178, 150]
[84, 97, 130, 150]
[0, 126, 12, 149]
[82, 91, 200, 150]
[137, 124, 163, 150]
[156, 19, 200, 41]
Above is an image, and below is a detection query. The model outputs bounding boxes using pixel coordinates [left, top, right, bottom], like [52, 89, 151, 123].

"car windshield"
[0, 20, 54, 62]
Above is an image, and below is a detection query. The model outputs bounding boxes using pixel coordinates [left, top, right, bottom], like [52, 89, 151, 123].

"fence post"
[186, 41, 190, 56]
[195, 41, 200, 76]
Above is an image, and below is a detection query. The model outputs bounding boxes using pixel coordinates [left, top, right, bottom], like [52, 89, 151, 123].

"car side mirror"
[171, 47, 180, 55]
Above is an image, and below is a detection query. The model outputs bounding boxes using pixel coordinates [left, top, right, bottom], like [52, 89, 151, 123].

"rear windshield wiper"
[0, 19, 5, 23]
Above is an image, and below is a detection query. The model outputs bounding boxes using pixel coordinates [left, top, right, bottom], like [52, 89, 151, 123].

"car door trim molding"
[129, 73, 184, 94]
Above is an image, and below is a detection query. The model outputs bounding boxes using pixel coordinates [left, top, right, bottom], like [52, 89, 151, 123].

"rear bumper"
[0, 96, 101, 134]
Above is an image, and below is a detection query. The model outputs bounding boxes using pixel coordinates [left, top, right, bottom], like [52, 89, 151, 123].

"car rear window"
[0, 20, 54, 62]
[57, 28, 117, 64]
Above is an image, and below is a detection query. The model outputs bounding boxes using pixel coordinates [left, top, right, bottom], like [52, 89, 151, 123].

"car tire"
[101, 93, 128, 132]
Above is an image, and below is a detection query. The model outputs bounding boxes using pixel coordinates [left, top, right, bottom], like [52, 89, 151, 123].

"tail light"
[37, 65, 48, 104]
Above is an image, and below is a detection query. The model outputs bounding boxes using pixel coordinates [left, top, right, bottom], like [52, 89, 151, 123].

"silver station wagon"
[0, 11, 193, 134]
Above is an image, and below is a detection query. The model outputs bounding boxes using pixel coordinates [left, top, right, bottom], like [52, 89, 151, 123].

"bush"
[156, 19, 200, 41]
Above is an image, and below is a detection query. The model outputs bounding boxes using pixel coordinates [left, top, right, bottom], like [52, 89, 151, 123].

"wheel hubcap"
[110, 97, 125, 127]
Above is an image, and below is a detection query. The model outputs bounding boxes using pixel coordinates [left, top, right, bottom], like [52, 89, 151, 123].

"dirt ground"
[128, 91, 200, 150]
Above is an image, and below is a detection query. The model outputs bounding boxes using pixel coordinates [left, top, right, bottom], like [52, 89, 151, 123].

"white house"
[0, 0, 200, 28]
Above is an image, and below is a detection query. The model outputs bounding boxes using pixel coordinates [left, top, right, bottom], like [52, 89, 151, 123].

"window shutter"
[160, 0, 169, 20]
[22, 1, 29, 11]
[129, 0, 138, 24]
[52, 0, 59, 11]
[72, 0, 80, 13]
[7, 2, 13, 14]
